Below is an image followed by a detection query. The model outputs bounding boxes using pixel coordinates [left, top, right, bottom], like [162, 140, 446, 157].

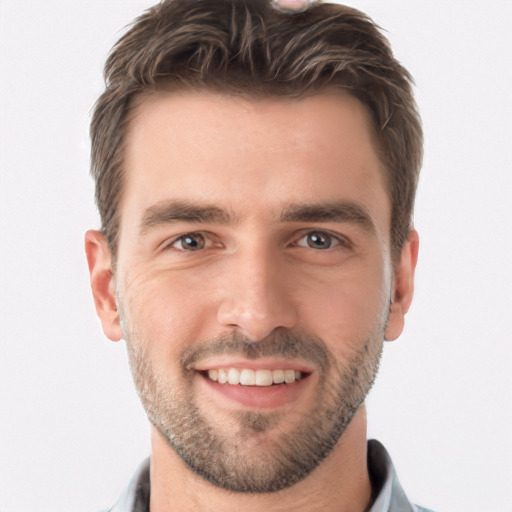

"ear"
[384, 229, 419, 341]
[84, 230, 123, 342]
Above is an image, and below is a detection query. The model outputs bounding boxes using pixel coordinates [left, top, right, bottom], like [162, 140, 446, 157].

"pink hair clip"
[271, 0, 317, 13]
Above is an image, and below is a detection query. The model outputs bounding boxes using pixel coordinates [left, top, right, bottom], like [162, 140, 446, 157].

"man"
[85, 0, 430, 510]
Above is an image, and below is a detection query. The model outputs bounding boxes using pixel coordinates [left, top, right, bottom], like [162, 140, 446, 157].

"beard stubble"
[123, 326, 383, 493]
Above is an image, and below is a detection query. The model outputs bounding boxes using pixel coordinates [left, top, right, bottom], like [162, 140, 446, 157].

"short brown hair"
[90, 0, 422, 261]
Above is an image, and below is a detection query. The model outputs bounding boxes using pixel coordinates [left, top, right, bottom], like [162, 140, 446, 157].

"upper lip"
[188, 357, 315, 374]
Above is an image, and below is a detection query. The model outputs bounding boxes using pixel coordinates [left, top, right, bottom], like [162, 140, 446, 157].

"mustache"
[180, 330, 329, 370]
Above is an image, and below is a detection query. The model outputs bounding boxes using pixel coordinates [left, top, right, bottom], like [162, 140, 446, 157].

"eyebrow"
[139, 199, 376, 235]
[279, 202, 376, 233]
[139, 200, 236, 235]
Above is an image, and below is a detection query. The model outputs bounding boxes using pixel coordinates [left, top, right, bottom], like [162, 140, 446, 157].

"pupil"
[183, 234, 204, 250]
[308, 232, 330, 249]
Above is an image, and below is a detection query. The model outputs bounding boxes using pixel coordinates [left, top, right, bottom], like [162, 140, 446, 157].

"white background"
[0, 1, 511, 511]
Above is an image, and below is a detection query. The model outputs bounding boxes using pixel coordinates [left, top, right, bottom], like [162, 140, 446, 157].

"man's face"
[87, 90, 415, 492]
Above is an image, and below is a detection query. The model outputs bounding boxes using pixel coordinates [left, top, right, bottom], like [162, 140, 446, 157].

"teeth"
[284, 369, 295, 383]
[206, 368, 303, 386]
[240, 369, 255, 385]
[228, 368, 240, 385]
[255, 369, 273, 386]
[272, 369, 285, 384]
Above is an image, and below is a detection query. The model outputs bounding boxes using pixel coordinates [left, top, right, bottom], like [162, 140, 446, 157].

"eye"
[171, 232, 206, 251]
[296, 231, 341, 250]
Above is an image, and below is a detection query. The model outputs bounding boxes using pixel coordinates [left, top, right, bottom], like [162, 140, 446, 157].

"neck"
[149, 405, 372, 512]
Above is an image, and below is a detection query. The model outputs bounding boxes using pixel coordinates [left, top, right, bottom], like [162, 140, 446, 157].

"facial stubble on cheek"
[122, 320, 384, 494]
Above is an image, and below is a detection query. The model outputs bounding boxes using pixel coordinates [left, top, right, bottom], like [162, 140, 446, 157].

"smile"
[206, 368, 303, 386]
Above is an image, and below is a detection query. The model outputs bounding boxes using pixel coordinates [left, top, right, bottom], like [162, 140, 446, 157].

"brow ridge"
[279, 201, 376, 233]
[139, 200, 236, 234]
[139, 199, 376, 235]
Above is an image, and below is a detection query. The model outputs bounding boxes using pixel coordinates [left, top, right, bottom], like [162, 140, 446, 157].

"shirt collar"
[109, 457, 150, 512]
[367, 439, 417, 512]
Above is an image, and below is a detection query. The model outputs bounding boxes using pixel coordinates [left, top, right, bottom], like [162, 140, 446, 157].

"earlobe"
[384, 229, 419, 341]
[84, 230, 123, 342]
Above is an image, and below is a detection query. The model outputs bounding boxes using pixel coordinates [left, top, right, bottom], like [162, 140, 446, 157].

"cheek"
[299, 259, 389, 353]
[118, 265, 221, 351]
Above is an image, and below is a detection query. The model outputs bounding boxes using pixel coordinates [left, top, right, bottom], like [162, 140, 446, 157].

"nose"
[216, 247, 298, 341]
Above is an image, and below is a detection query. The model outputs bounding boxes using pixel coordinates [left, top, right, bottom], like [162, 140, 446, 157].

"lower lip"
[198, 372, 310, 409]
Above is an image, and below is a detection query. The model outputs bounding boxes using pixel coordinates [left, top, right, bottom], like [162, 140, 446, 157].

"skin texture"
[85, 90, 418, 512]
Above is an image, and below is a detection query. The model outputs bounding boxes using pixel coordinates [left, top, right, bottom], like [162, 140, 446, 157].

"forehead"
[120, 89, 389, 235]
